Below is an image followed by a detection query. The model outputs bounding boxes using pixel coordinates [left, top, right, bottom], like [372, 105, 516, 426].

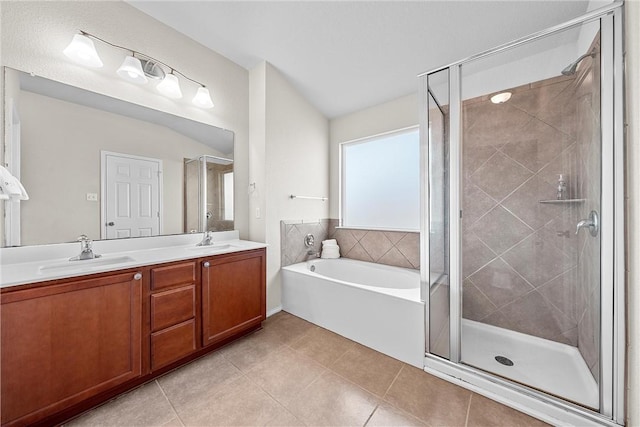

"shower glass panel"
[426, 69, 450, 359]
[184, 155, 234, 233]
[459, 19, 601, 409]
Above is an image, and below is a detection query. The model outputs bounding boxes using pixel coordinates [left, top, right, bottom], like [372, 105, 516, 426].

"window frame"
[339, 125, 420, 232]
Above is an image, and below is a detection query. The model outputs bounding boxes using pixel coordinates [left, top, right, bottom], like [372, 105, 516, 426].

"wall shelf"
[538, 199, 586, 204]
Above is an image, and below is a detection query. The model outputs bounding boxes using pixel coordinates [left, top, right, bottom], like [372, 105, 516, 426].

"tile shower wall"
[575, 38, 601, 382]
[462, 77, 583, 346]
[462, 36, 601, 381]
[281, 219, 419, 270]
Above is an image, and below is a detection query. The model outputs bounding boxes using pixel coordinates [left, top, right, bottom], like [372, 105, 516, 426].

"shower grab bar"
[290, 195, 327, 201]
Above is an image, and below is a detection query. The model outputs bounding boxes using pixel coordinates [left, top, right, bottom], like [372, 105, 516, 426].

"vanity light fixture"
[116, 55, 148, 84]
[193, 87, 214, 109]
[63, 34, 103, 68]
[157, 72, 183, 99]
[63, 31, 214, 109]
[490, 91, 512, 104]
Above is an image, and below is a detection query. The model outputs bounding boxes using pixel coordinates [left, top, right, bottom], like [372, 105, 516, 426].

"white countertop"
[0, 231, 267, 289]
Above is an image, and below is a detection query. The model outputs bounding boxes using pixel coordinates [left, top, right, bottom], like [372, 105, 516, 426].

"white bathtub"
[281, 258, 425, 367]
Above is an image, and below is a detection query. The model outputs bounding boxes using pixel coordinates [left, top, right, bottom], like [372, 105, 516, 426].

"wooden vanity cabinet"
[202, 248, 266, 347]
[0, 247, 266, 426]
[0, 270, 143, 427]
[149, 261, 199, 371]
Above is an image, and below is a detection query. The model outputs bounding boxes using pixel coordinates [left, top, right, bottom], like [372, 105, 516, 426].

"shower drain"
[495, 355, 514, 366]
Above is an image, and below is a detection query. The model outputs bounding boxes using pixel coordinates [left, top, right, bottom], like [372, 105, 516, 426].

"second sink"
[39, 255, 137, 274]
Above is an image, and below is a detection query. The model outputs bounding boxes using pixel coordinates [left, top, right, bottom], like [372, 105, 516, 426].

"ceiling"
[128, 1, 600, 119]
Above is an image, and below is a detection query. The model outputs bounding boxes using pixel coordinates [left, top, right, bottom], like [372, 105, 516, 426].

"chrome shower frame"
[184, 154, 234, 233]
[418, 2, 625, 425]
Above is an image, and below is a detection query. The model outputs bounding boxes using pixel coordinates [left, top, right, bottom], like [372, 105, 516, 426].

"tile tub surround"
[67, 311, 547, 427]
[281, 219, 419, 269]
[461, 35, 602, 379]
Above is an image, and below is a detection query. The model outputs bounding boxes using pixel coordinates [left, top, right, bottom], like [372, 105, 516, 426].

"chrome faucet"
[70, 235, 101, 261]
[197, 231, 214, 246]
[307, 249, 321, 258]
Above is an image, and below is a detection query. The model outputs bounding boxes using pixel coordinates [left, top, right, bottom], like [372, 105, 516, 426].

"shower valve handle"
[576, 210, 599, 237]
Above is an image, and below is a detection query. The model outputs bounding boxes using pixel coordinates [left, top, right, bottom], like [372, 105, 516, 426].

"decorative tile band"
[280, 219, 419, 270]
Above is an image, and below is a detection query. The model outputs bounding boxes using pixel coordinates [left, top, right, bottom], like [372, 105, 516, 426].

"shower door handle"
[576, 210, 599, 237]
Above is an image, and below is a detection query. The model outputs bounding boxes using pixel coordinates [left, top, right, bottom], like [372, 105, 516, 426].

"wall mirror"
[2, 67, 235, 247]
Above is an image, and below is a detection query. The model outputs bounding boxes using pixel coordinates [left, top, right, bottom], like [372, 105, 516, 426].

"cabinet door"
[1, 272, 143, 426]
[202, 249, 266, 346]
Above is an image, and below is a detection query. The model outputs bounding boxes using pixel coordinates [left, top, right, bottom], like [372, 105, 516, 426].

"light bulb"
[63, 34, 103, 68]
[117, 56, 148, 84]
[490, 92, 512, 104]
[157, 73, 183, 99]
[192, 87, 214, 109]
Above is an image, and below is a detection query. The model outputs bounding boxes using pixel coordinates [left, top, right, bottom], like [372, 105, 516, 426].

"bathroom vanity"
[0, 234, 266, 427]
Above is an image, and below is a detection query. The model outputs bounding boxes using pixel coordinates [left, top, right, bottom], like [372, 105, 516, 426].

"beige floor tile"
[66, 381, 176, 427]
[384, 365, 472, 426]
[157, 351, 242, 408]
[220, 327, 287, 371]
[466, 393, 549, 427]
[331, 342, 404, 397]
[264, 408, 307, 426]
[264, 311, 318, 345]
[245, 346, 326, 405]
[366, 403, 427, 427]
[177, 375, 290, 426]
[290, 326, 356, 367]
[160, 416, 184, 427]
[263, 310, 291, 327]
[286, 370, 379, 426]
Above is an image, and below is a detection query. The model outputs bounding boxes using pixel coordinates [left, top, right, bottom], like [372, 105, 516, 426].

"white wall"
[625, 2, 639, 425]
[19, 90, 224, 245]
[0, 1, 249, 239]
[249, 62, 267, 243]
[329, 93, 417, 218]
[250, 62, 329, 312]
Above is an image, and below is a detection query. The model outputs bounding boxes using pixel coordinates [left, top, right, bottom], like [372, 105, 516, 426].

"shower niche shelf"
[538, 199, 586, 204]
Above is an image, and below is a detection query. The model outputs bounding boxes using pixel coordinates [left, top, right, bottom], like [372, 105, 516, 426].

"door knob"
[576, 210, 599, 237]
[106, 222, 115, 226]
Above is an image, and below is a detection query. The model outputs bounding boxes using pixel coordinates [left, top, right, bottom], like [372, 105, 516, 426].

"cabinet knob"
[133, 273, 142, 280]
[203, 262, 210, 268]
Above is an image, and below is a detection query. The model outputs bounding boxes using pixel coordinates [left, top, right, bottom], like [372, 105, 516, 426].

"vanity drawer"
[151, 261, 196, 291]
[151, 285, 196, 332]
[151, 319, 197, 370]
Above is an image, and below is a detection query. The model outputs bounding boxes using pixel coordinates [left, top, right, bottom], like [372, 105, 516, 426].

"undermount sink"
[38, 256, 137, 274]
[187, 243, 237, 252]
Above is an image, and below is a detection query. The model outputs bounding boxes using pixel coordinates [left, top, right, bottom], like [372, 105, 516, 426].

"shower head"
[561, 50, 596, 76]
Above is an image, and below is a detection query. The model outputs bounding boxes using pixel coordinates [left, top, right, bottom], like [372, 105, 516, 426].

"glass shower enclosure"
[184, 155, 234, 233]
[420, 4, 624, 425]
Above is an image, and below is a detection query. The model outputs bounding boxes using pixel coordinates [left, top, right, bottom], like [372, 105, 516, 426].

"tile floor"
[67, 311, 548, 426]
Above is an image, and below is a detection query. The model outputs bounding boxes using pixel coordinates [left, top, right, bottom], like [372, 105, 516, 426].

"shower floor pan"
[461, 319, 598, 409]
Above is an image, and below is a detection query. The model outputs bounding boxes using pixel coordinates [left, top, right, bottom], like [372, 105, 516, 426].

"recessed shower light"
[490, 92, 512, 104]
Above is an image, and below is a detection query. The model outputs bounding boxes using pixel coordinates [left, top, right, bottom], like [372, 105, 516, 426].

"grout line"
[465, 278, 499, 312]
[382, 364, 404, 399]
[155, 379, 186, 427]
[464, 393, 473, 427]
[467, 149, 499, 181]
[363, 404, 379, 427]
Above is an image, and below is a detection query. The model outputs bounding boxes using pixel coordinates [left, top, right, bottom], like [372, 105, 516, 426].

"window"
[222, 171, 234, 221]
[341, 127, 420, 230]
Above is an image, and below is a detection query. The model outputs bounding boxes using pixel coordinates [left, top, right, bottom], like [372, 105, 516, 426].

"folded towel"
[321, 245, 340, 259]
[321, 249, 340, 259]
[322, 239, 337, 246]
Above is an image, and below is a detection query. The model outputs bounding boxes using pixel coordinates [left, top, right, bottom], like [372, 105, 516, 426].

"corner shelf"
[538, 199, 586, 204]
